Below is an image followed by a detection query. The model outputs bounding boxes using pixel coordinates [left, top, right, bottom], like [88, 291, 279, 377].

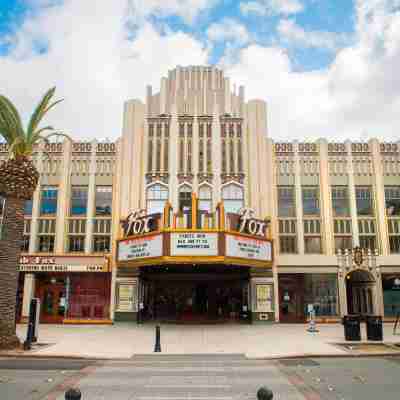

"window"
[388, 219, 400, 254]
[70, 186, 88, 216]
[304, 274, 338, 316]
[179, 185, 192, 224]
[146, 184, 168, 214]
[334, 236, 353, 253]
[21, 236, 30, 252]
[385, 186, 400, 216]
[24, 199, 33, 216]
[359, 236, 376, 252]
[68, 236, 85, 252]
[331, 186, 350, 216]
[305, 237, 322, 253]
[93, 236, 111, 252]
[198, 185, 212, 212]
[356, 186, 373, 216]
[40, 187, 58, 215]
[279, 236, 297, 253]
[302, 187, 320, 216]
[358, 219, 376, 252]
[278, 186, 296, 217]
[389, 236, 400, 253]
[38, 236, 55, 252]
[95, 186, 112, 216]
[0, 196, 5, 217]
[222, 184, 244, 214]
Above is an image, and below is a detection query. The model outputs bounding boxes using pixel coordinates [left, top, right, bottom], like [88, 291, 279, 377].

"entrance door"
[346, 270, 375, 316]
[279, 275, 305, 323]
[36, 282, 66, 323]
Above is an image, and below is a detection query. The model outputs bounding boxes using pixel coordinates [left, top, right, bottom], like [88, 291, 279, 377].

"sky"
[0, 0, 399, 141]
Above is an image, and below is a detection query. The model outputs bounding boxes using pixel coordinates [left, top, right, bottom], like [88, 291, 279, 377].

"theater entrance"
[140, 266, 250, 323]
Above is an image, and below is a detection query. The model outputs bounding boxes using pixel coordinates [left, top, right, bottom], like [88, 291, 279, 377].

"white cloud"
[277, 19, 350, 51]
[240, 0, 304, 16]
[0, 0, 208, 139]
[207, 18, 251, 46]
[225, 0, 400, 140]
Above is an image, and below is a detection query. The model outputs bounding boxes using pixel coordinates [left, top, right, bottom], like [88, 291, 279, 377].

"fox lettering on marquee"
[122, 209, 160, 237]
[238, 208, 268, 237]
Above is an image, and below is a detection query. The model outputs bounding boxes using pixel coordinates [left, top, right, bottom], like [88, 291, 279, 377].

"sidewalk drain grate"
[279, 359, 320, 367]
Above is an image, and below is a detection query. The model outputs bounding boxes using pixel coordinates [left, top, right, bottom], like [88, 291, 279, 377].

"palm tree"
[0, 88, 64, 349]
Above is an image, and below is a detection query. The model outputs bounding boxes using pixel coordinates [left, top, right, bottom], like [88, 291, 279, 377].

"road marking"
[138, 397, 233, 400]
[145, 384, 231, 388]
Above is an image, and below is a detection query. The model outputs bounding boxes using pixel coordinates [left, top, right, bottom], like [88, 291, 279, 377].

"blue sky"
[0, 0, 399, 141]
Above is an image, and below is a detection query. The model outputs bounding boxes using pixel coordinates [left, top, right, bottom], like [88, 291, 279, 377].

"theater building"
[3, 65, 400, 324]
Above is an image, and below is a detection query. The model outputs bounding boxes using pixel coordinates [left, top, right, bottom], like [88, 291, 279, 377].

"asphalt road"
[1, 355, 400, 399]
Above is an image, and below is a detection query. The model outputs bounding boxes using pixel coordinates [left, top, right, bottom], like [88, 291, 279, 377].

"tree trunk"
[0, 196, 24, 349]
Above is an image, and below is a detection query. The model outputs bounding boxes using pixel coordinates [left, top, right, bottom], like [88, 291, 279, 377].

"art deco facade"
[2, 66, 400, 324]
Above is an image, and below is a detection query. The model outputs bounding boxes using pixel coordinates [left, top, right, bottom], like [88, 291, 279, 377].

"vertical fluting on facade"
[293, 141, 305, 254]
[85, 140, 97, 253]
[55, 139, 72, 253]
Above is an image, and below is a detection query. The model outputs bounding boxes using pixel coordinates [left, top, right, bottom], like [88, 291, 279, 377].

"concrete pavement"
[9, 322, 400, 359]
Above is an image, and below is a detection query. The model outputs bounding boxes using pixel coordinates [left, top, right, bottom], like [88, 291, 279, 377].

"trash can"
[342, 315, 361, 341]
[365, 315, 383, 341]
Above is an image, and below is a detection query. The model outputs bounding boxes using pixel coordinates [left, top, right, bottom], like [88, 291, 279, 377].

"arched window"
[178, 185, 192, 213]
[222, 184, 244, 214]
[199, 185, 212, 213]
[146, 184, 168, 214]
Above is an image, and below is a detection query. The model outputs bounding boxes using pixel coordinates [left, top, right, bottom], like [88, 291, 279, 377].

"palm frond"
[27, 87, 63, 142]
[0, 96, 24, 143]
[7, 136, 24, 159]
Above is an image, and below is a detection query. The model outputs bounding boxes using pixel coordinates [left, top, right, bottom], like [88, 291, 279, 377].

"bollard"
[257, 386, 273, 400]
[65, 388, 82, 400]
[154, 325, 161, 352]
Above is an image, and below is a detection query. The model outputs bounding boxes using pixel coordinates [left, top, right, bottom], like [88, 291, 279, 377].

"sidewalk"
[10, 322, 400, 359]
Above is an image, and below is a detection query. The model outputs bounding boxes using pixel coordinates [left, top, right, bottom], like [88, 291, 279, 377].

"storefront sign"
[20, 256, 56, 265]
[226, 234, 272, 261]
[256, 284, 273, 312]
[118, 234, 163, 261]
[121, 209, 160, 237]
[171, 232, 218, 256]
[18, 264, 107, 272]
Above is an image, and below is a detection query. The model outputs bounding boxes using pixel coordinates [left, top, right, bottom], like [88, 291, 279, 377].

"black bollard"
[257, 386, 273, 400]
[154, 325, 161, 352]
[65, 388, 82, 400]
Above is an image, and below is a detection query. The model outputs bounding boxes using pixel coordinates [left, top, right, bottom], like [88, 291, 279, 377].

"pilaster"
[169, 104, 179, 210]
[294, 141, 305, 254]
[85, 140, 97, 253]
[318, 139, 334, 255]
[211, 96, 222, 208]
[346, 141, 360, 246]
[370, 139, 389, 255]
[55, 139, 72, 253]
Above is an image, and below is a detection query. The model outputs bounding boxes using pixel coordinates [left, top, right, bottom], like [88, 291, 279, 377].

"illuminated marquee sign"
[238, 208, 269, 237]
[118, 234, 163, 262]
[226, 234, 272, 262]
[121, 209, 161, 237]
[171, 232, 219, 256]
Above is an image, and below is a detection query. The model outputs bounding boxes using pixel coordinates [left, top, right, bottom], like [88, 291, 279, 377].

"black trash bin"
[366, 315, 383, 341]
[343, 315, 361, 341]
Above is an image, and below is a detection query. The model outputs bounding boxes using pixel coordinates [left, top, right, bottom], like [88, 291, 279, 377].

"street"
[1, 355, 400, 399]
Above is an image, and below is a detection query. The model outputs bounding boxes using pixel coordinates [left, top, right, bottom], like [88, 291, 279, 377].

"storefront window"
[382, 275, 400, 317]
[40, 187, 58, 215]
[222, 183, 244, 214]
[70, 186, 88, 216]
[95, 186, 112, 216]
[303, 274, 338, 316]
[67, 274, 111, 319]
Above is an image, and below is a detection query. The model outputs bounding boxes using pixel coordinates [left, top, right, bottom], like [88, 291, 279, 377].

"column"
[29, 145, 44, 253]
[85, 140, 97, 253]
[211, 96, 222, 208]
[294, 141, 305, 254]
[55, 139, 72, 253]
[21, 274, 35, 321]
[192, 113, 199, 192]
[370, 139, 389, 256]
[318, 139, 334, 255]
[346, 141, 360, 247]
